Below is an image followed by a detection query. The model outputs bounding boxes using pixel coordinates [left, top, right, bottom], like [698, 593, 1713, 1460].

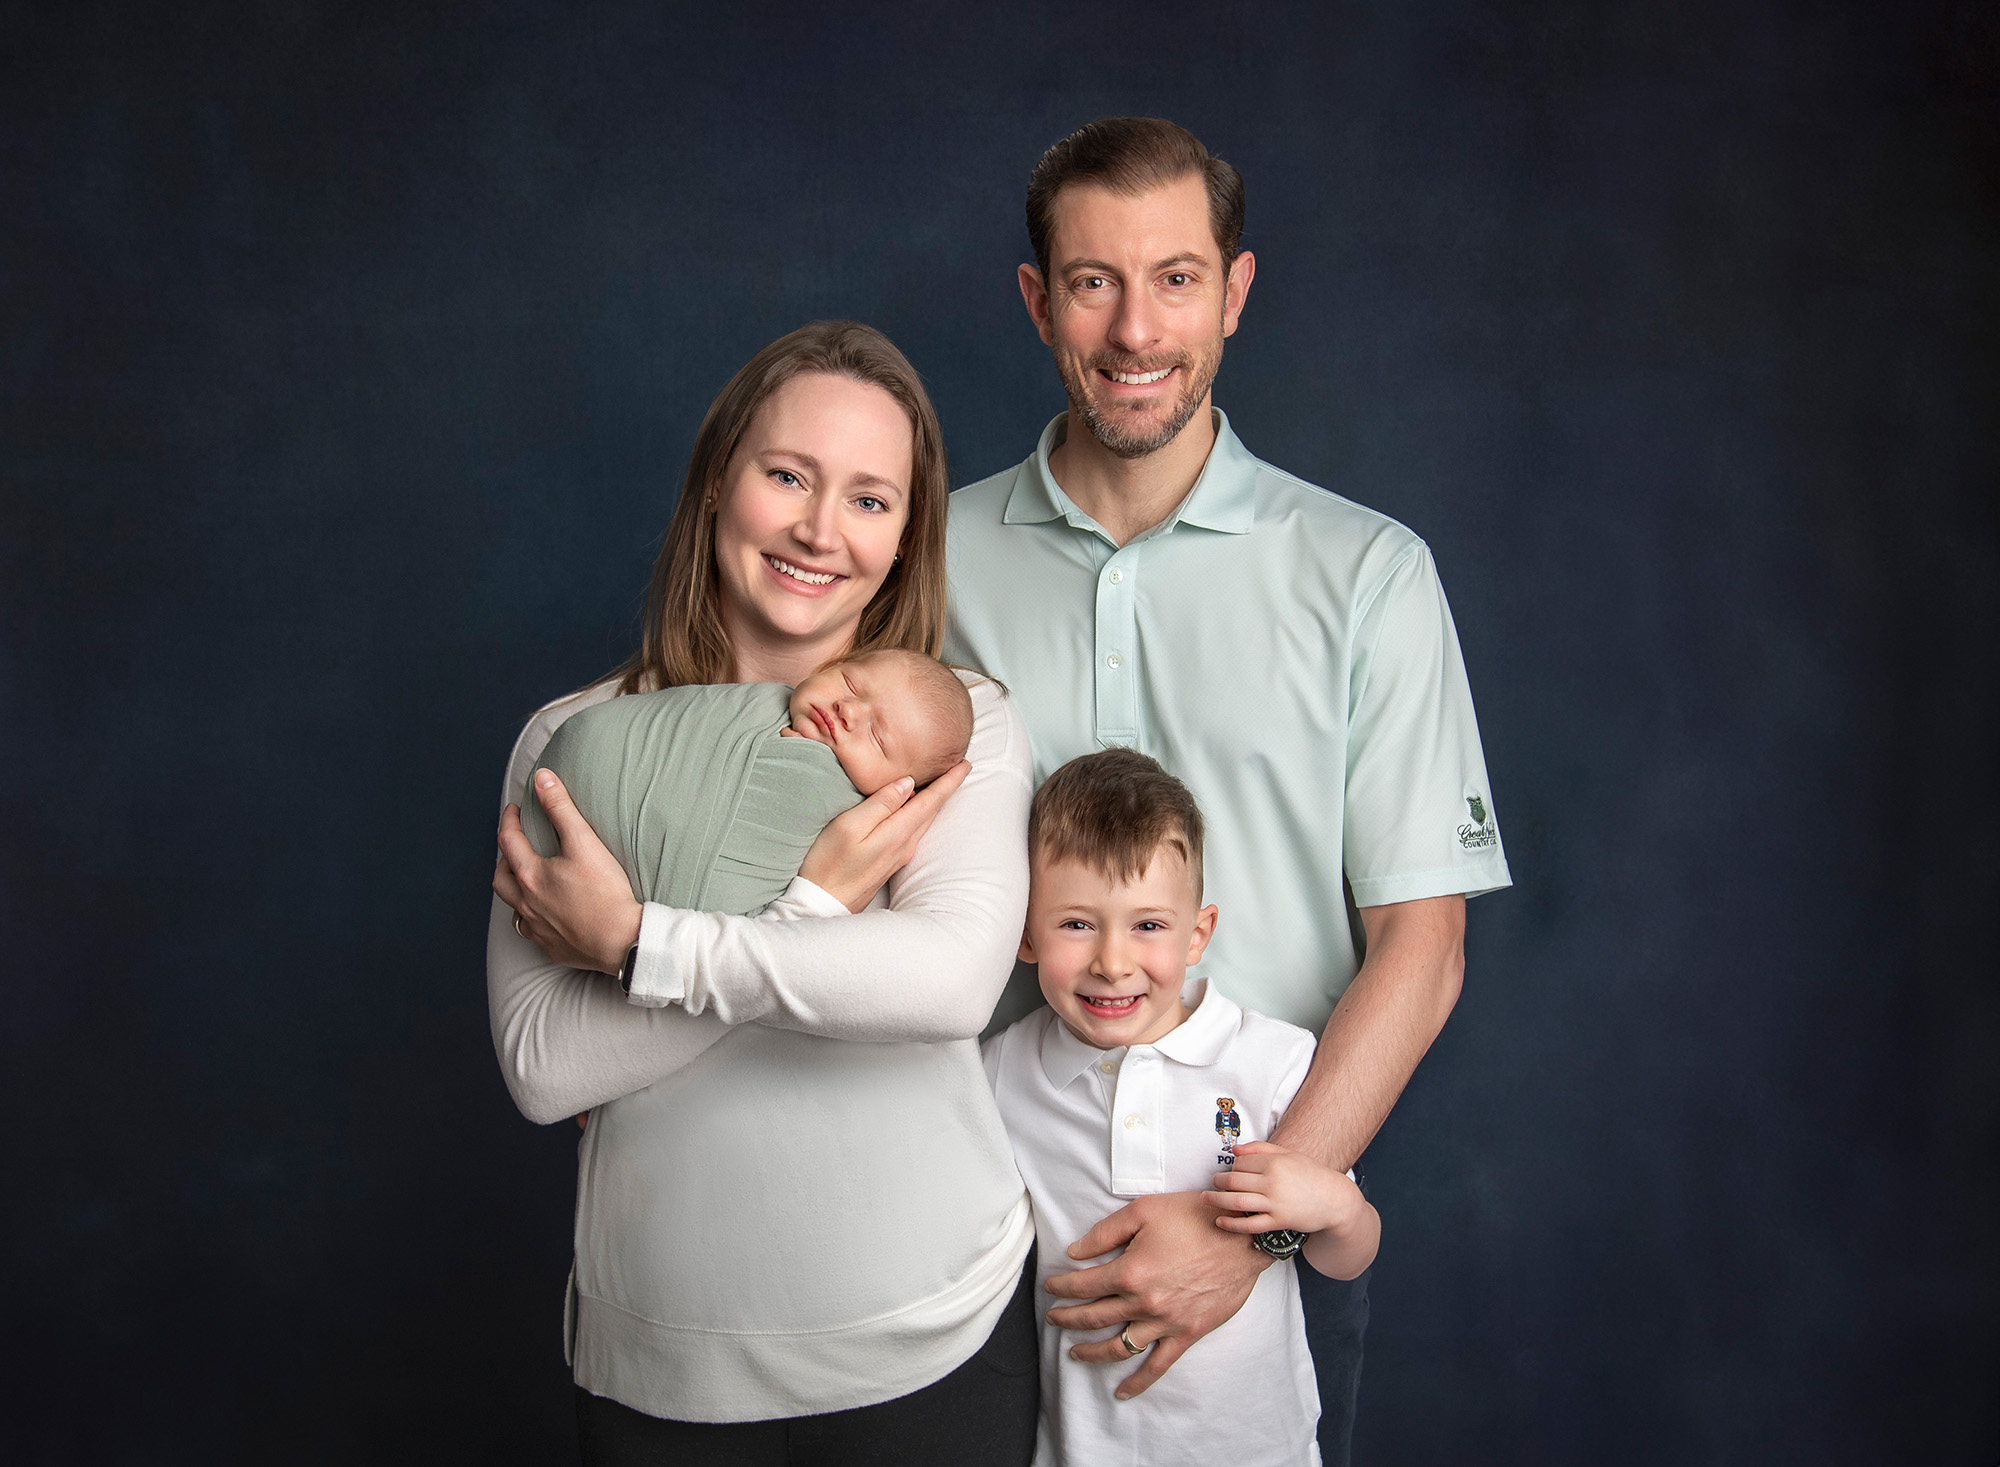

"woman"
[489, 322, 1037, 1463]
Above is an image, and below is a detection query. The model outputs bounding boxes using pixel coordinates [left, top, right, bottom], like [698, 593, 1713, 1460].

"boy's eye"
[1058, 919, 1091, 932]
[1135, 921, 1164, 932]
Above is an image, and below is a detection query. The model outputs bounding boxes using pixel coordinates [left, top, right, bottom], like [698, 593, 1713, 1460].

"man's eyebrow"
[1056, 251, 1214, 276]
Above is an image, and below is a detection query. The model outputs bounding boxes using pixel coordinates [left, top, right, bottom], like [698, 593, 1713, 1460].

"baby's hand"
[1202, 1140, 1360, 1236]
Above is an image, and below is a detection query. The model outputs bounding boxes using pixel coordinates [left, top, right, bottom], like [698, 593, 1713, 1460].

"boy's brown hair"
[1028, 748, 1205, 898]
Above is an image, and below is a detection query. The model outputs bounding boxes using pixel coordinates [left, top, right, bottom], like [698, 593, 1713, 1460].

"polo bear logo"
[1216, 1098, 1240, 1141]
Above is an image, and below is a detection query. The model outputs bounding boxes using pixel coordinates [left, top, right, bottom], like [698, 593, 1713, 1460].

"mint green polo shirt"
[945, 410, 1511, 1035]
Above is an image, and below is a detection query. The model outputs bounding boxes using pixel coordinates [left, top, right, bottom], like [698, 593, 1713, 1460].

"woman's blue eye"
[855, 495, 886, 513]
[773, 470, 801, 487]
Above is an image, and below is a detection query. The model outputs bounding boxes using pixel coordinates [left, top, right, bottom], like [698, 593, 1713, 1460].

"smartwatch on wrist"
[616, 941, 641, 995]
[1250, 1228, 1307, 1261]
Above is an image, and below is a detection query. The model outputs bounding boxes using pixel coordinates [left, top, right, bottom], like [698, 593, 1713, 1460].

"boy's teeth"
[768, 556, 837, 585]
[1109, 367, 1171, 385]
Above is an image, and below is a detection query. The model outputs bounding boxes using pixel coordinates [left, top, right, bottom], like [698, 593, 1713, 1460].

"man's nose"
[1107, 286, 1162, 356]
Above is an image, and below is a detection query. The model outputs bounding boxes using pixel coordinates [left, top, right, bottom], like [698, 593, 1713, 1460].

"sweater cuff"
[623, 902, 683, 1009]
[767, 875, 852, 920]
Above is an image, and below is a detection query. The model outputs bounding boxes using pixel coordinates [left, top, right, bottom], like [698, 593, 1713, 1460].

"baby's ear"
[1017, 928, 1037, 965]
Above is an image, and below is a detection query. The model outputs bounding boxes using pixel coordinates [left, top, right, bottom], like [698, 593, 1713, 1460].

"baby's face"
[783, 655, 933, 795]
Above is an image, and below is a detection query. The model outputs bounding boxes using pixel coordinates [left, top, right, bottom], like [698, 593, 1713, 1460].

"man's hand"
[1042, 1190, 1270, 1399]
[494, 768, 643, 974]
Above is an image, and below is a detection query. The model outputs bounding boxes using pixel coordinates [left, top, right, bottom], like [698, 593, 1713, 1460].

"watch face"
[1253, 1229, 1307, 1259]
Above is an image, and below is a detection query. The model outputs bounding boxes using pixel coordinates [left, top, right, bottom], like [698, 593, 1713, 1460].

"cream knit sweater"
[487, 674, 1035, 1422]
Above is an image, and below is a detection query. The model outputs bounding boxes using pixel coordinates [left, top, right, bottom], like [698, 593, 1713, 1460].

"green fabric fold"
[523, 682, 862, 917]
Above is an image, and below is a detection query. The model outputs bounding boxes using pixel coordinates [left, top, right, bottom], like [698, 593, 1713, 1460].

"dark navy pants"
[1297, 1261, 1371, 1466]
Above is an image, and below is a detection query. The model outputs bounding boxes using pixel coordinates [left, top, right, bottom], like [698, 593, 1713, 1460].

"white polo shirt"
[983, 980, 1323, 1467]
[948, 410, 1512, 1036]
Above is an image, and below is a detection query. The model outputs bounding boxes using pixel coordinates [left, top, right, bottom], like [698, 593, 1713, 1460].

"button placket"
[1093, 549, 1140, 744]
[1108, 1047, 1165, 1194]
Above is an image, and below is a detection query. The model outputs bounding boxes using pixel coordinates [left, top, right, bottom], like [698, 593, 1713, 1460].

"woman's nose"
[793, 492, 842, 553]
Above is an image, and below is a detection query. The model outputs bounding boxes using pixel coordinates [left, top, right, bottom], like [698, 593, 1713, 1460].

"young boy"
[982, 748, 1379, 1467]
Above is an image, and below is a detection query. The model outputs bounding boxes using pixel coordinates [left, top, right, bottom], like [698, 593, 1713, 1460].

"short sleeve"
[1264, 1025, 1318, 1135]
[1343, 543, 1512, 908]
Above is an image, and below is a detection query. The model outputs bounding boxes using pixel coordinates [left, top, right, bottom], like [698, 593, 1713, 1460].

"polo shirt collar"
[1036, 978, 1243, 1089]
[1002, 409, 1259, 537]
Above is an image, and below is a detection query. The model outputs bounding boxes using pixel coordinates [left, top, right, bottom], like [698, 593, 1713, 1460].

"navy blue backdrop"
[4, 1, 1994, 1461]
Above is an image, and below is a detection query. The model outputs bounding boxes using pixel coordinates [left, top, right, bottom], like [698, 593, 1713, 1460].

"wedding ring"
[1119, 1325, 1143, 1357]
[513, 912, 528, 939]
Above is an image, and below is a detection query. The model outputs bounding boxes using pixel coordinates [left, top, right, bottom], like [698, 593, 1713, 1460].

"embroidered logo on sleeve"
[1457, 793, 1498, 852]
[1215, 1097, 1240, 1169]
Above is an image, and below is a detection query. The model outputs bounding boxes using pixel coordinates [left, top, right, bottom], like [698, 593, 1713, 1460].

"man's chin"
[1078, 403, 1193, 459]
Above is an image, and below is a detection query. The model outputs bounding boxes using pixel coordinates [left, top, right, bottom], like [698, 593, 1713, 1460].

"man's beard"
[1056, 337, 1224, 460]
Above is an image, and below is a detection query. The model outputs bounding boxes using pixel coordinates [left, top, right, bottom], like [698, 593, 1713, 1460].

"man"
[945, 117, 1512, 1463]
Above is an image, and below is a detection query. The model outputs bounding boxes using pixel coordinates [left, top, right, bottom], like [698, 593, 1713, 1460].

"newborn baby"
[522, 648, 973, 920]
[778, 647, 974, 794]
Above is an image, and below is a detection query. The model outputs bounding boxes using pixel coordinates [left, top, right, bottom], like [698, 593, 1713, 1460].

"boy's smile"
[1021, 850, 1218, 1050]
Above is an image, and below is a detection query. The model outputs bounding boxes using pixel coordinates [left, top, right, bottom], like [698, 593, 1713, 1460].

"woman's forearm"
[622, 686, 1033, 1039]
[486, 895, 733, 1124]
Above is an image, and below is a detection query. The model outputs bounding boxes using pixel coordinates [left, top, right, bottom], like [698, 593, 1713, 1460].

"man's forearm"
[1270, 893, 1467, 1172]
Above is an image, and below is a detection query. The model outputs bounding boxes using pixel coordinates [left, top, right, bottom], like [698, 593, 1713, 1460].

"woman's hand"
[494, 768, 644, 974]
[799, 760, 971, 912]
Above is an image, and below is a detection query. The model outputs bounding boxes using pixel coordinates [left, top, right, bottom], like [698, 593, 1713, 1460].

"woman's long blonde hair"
[614, 321, 951, 694]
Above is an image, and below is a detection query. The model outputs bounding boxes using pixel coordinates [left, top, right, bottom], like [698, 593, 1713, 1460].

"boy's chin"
[1060, 998, 1168, 1046]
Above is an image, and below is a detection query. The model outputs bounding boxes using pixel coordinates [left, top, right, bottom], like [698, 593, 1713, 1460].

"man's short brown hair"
[1028, 747, 1205, 899]
[1025, 117, 1246, 283]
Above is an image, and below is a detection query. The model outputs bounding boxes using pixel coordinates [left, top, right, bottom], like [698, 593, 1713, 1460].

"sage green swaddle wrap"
[521, 682, 862, 916]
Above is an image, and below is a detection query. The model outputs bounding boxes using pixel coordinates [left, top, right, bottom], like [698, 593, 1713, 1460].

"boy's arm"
[1203, 1139, 1380, 1281]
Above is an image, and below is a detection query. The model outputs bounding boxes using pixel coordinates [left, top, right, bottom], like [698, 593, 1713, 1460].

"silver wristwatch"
[1250, 1228, 1307, 1261]
[616, 941, 641, 994]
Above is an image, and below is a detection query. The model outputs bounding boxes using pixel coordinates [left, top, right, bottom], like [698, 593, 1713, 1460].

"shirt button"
[1123, 1115, 1139, 1129]
[1106, 652, 1123, 670]
[1108, 569, 1124, 584]
[1099, 1060, 1117, 1075]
